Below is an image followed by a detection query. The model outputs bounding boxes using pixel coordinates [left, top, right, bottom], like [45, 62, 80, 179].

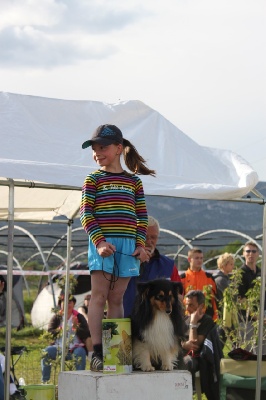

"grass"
[0, 290, 46, 386]
[0, 287, 92, 400]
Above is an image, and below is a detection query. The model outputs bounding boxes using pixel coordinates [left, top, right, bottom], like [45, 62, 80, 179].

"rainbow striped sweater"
[80, 170, 148, 248]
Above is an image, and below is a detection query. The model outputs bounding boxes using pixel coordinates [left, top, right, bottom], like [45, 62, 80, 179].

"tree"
[218, 268, 266, 352]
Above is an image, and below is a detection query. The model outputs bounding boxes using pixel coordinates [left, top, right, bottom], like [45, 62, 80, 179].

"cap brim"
[82, 140, 92, 149]
[82, 137, 116, 149]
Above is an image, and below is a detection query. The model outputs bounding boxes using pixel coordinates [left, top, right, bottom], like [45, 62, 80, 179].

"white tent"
[0, 91, 259, 224]
[0, 92, 265, 399]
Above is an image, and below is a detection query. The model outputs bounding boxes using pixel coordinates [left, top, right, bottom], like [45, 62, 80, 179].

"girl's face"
[92, 143, 122, 171]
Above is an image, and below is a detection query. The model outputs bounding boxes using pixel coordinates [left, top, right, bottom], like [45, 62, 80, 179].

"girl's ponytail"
[122, 139, 156, 177]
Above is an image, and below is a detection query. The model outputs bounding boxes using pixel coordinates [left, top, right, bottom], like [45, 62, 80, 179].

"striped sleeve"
[134, 177, 148, 248]
[80, 173, 105, 247]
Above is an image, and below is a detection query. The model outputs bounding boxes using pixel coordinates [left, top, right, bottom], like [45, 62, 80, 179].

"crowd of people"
[35, 230, 263, 400]
[2, 239, 261, 398]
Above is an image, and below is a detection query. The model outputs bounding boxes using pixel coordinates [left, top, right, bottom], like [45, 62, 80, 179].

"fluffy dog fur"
[131, 279, 184, 372]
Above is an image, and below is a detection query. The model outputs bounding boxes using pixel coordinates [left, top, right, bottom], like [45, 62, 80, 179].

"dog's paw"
[140, 364, 155, 372]
[161, 363, 174, 371]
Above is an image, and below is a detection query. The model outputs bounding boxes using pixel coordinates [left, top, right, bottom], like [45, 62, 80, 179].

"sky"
[1, 0, 265, 181]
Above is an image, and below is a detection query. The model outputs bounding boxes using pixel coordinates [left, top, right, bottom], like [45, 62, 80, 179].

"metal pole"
[60, 221, 72, 371]
[4, 180, 14, 400]
[255, 203, 266, 400]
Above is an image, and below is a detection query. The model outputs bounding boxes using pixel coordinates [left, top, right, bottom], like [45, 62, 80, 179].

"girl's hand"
[145, 246, 154, 258]
[132, 246, 150, 263]
[97, 241, 116, 257]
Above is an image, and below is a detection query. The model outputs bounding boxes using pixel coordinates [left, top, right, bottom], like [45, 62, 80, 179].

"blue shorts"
[88, 237, 140, 277]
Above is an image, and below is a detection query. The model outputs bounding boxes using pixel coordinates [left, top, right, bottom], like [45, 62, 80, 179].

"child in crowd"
[80, 124, 155, 371]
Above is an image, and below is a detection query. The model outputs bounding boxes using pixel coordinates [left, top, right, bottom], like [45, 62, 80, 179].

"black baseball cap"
[82, 124, 123, 149]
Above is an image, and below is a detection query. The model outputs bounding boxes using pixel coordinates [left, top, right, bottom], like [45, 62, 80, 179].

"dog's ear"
[136, 282, 151, 303]
[172, 281, 183, 296]
[136, 281, 150, 294]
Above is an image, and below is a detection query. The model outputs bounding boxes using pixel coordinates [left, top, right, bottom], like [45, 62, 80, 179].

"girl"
[80, 124, 155, 371]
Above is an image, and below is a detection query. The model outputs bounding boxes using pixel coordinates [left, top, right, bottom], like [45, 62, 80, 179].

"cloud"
[0, 0, 148, 68]
[55, 0, 147, 34]
[0, 26, 118, 67]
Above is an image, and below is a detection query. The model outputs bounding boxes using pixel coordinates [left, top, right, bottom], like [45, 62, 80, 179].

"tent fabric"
[0, 182, 81, 221]
[0, 91, 259, 221]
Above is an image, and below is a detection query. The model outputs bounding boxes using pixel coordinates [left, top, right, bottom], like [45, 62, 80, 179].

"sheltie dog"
[131, 279, 184, 372]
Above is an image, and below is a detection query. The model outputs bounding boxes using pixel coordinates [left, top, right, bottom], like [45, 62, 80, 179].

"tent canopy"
[0, 91, 259, 221]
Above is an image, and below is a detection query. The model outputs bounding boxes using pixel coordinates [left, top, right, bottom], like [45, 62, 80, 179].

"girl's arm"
[134, 177, 148, 249]
[80, 174, 105, 247]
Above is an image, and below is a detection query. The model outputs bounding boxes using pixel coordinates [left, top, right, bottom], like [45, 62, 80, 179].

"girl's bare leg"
[107, 276, 130, 319]
[88, 271, 112, 345]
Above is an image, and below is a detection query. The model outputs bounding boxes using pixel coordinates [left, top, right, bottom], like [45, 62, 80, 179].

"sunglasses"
[245, 250, 257, 253]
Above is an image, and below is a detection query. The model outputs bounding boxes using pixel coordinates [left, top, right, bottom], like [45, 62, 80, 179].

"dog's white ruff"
[133, 311, 179, 371]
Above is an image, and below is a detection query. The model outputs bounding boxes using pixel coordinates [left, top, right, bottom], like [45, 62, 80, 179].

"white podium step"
[58, 370, 192, 400]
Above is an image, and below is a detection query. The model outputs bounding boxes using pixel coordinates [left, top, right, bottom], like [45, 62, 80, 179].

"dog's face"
[137, 279, 180, 315]
[151, 289, 174, 314]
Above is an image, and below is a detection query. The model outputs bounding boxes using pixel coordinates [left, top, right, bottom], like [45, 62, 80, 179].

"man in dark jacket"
[181, 290, 223, 399]
[237, 241, 265, 352]
[123, 216, 182, 317]
[41, 294, 91, 382]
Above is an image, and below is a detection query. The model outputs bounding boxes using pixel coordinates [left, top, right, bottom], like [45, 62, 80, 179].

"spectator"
[237, 241, 265, 352]
[123, 215, 183, 317]
[41, 294, 91, 383]
[83, 293, 91, 309]
[181, 290, 223, 400]
[0, 354, 25, 400]
[213, 253, 235, 304]
[213, 253, 235, 348]
[0, 282, 25, 399]
[180, 248, 218, 321]
[78, 292, 91, 322]
[238, 242, 261, 300]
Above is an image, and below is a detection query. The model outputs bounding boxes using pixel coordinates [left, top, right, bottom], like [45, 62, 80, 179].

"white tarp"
[0, 91, 259, 221]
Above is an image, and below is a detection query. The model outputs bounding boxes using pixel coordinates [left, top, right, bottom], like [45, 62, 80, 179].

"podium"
[58, 370, 192, 400]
